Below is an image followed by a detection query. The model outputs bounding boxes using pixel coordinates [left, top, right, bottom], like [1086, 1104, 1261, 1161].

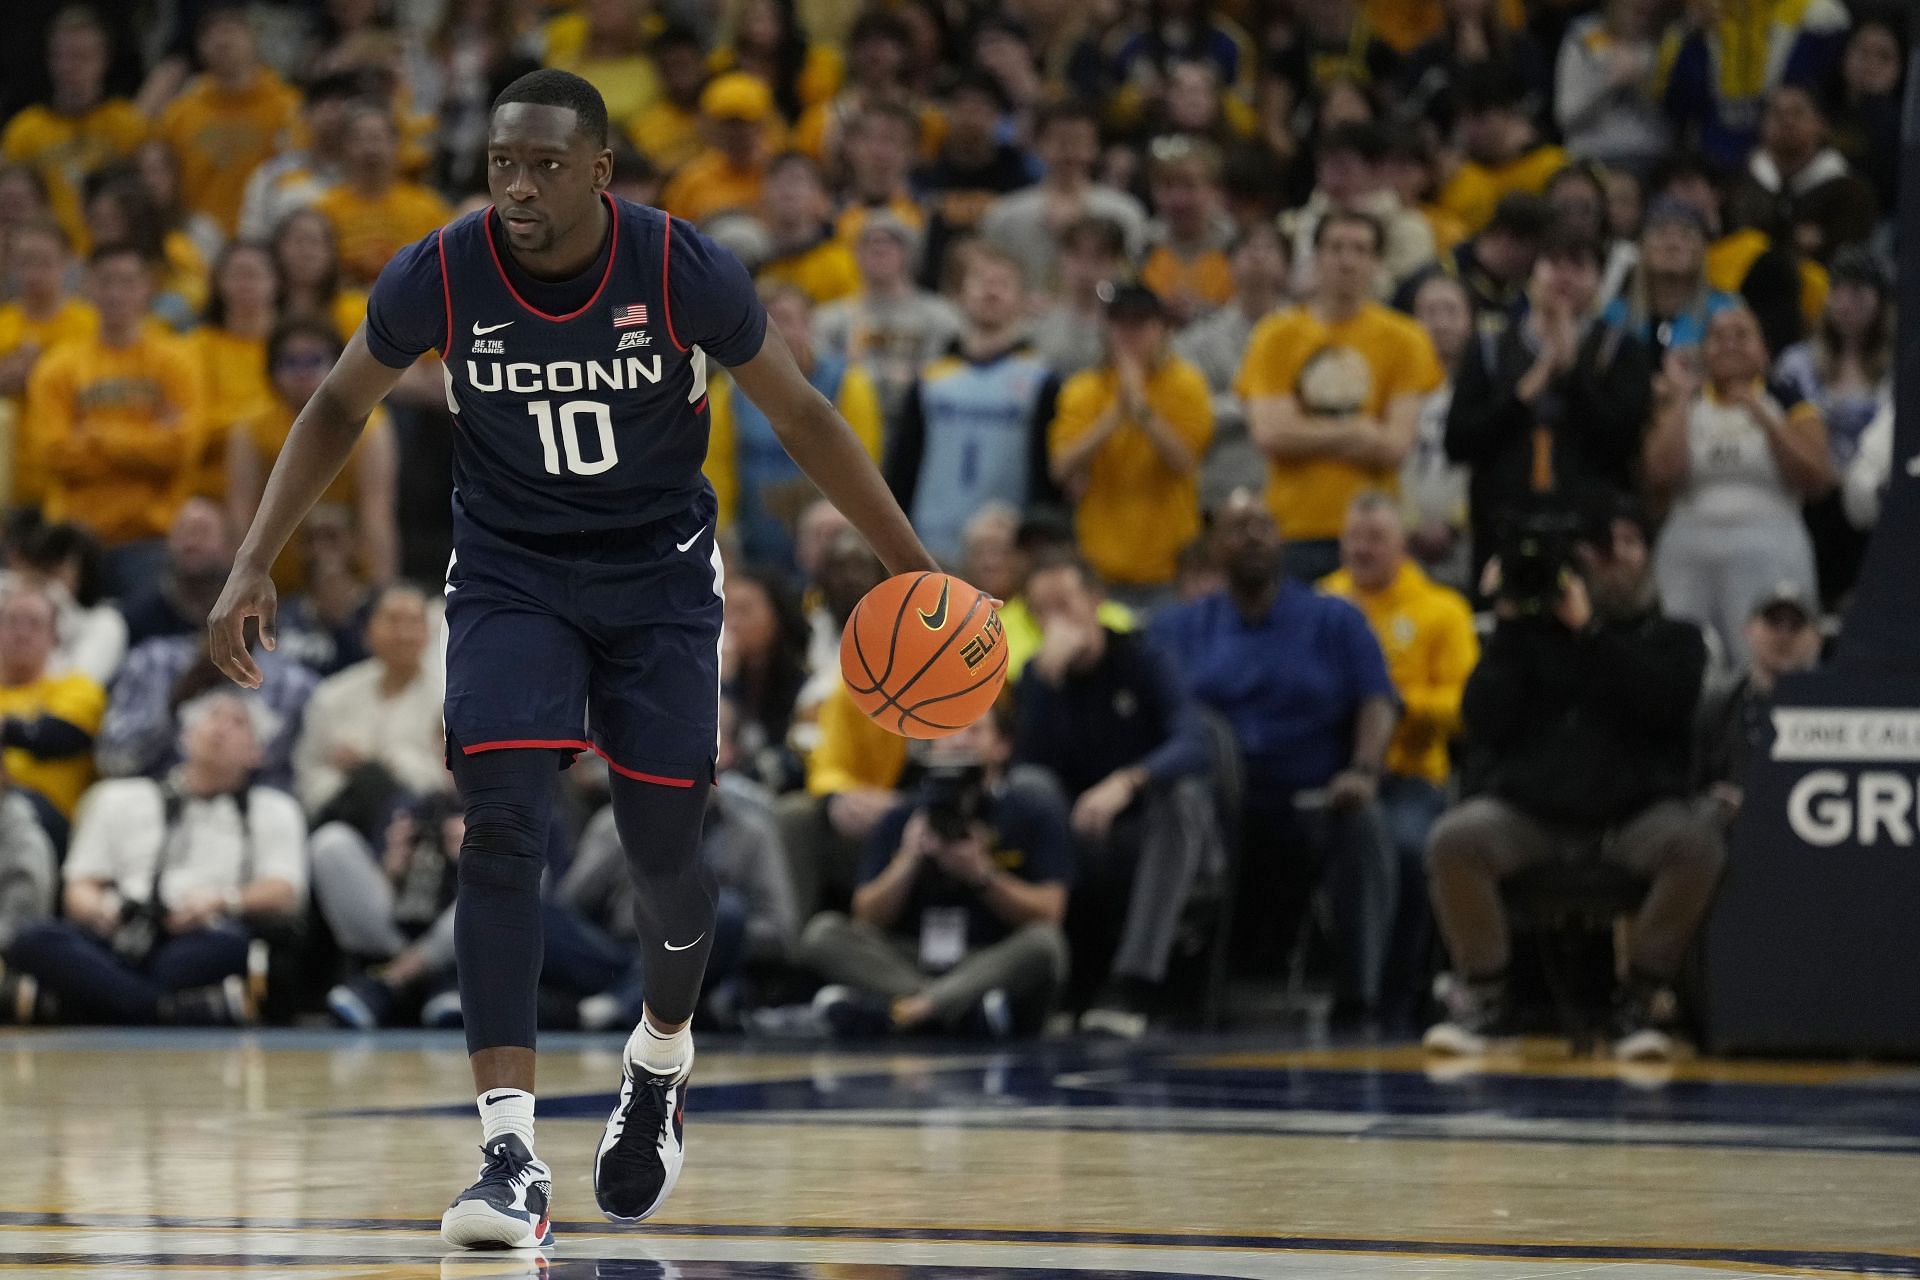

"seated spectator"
[1552, 0, 1670, 175]
[753, 153, 862, 305]
[883, 245, 1059, 565]
[1425, 501, 1721, 1061]
[0, 583, 107, 840]
[0, 776, 56, 1012]
[1726, 84, 1877, 262]
[1320, 495, 1478, 1019]
[621, 25, 708, 177]
[1646, 304, 1833, 665]
[0, 220, 96, 499]
[6, 690, 306, 1026]
[23, 244, 205, 597]
[833, 104, 927, 250]
[1285, 123, 1436, 300]
[98, 630, 316, 790]
[1449, 229, 1652, 586]
[990, 508, 1137, 681]
[811, 213, 962, 432]
[1150, 492, 1400, 1019]
[1659, 0, 1848, 172]
[980, 101, 1147, 290]
[1825, 13, 1904, 220]
[721, 569, 810, 794]
[1014, 552, 1215, 1035]
[1138, 136, 1236, 327]
[116, 498, 235, 648]
[228, 318, 399, 591]
[1030, 215, 1128, 380]
[801, 698, 1071, 1038]
[1048, 283, 1212, 603]
[911, 73, 1034, 290]
[1600, 197, 1738, 366]
[1401, 274, 1473, 588]
[660, 73, 777, 224]
[291, 584, 444, 833]
[1391, 191, 1551, 323]
[1240, 210, 1444, 583]
[0, 7, 145, 251]
[533, 698, 798, 1030]
[12, 522, 127, 685]
[315, 791, 462, 1029]
[272, 506, 379, 676]
[1694, 582, 1824, 831]
[1435, 67, 1568, 235]
[1774, 246, 1894, 605]
[1175, 219, 1290, 437]
[708, 284, 880, 571]
[312, 103, 454, 293]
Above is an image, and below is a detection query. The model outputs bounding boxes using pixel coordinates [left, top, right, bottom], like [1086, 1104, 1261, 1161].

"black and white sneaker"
[1422, 973, 1509, 1056]
[594, 1038, 693, 1223]
[439, 1134, 554, 1250]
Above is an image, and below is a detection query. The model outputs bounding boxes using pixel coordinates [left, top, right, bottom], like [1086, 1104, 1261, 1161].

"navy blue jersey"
[365, 193, 767, 537]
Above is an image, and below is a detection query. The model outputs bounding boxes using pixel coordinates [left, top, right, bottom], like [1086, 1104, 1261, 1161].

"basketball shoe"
[593, 1031, 692, 1222]
[1422, 973, 1509, 1055]
[440, 1134, 553, 1249]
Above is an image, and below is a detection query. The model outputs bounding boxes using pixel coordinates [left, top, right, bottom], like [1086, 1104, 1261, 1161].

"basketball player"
[208, 70, 938, 1249]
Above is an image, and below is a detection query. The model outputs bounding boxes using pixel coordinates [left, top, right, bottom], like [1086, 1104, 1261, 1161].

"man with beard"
[115, 499, 237, 647]
[1424, 497, 1722, 1062]
[1150, 491, 1399, 1023]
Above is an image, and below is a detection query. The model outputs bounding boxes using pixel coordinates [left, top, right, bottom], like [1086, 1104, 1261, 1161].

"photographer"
[5, 691, 307, 1026]
[1425, 499, 1723, 1060]
[799, 697, 1071, 1038]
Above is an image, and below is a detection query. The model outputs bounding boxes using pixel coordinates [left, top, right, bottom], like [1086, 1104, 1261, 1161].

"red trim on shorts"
[661, 213, 686, 351]
[692, 394, 707, 415]
[461, 737, 696, 789]
[482, 191, 620, 323]
[436, 229, 452, 354]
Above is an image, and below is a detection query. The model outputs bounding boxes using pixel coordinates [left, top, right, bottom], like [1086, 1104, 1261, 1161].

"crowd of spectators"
[0, 0, 1906, 1055]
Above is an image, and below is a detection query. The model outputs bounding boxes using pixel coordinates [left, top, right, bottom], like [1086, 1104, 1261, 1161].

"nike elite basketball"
[840, 572, 1008, 739]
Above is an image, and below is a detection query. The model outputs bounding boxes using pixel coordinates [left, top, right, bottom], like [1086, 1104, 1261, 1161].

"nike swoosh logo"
[917, 579, 950, 631]
[664, 934, 705, 952]
[472, 320, 515, 335]
[482, 1093, 517, 1106]
[675, 525, 705, 553]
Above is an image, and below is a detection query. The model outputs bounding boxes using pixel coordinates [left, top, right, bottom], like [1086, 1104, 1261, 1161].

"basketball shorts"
[442, 491, 722, 788]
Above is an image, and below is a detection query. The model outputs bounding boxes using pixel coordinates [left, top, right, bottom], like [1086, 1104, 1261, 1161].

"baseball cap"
[1750, 580, 1816, 623]
[701, 73, 774, 123]
[1101, 281, 1166, 323]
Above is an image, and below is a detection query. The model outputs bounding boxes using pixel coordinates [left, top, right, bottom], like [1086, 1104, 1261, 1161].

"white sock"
[629, 1017, 691, 1076]
[476, 1087, 536, 1149]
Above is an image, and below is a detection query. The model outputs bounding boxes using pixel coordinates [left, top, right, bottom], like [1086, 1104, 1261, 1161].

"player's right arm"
[210, 233, 443, 688]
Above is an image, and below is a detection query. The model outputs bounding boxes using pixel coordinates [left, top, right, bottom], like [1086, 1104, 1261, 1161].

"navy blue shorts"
[442, 492, 722, 788]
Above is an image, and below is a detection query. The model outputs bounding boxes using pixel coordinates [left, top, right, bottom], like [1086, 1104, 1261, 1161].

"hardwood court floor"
[3, 1028, 1918, 1279]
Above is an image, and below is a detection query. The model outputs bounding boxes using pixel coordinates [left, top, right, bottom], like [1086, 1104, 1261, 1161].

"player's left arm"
[729, 323, 939, 578]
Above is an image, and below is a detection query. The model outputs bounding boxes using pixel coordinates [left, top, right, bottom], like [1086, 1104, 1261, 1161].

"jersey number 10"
[526, 400, 617, 476]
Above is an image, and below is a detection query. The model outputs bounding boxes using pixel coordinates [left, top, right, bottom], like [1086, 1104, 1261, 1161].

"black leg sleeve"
[608, 771, 716, 1026]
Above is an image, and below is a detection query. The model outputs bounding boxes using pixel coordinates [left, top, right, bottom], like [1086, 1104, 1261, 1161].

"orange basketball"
[839, 572, 1008, 739]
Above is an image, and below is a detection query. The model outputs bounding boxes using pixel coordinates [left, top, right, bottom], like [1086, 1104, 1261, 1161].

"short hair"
[1146, 134, 1222, 183]
[197, 3, 252, 35]
[1538, 226, 1605, 269]
[266, 314, 344, 369]
[648, 22, 703, 56]
[49, 5, 107, 41]
[1484, 192, 1555, 242]
[962, 239, 1027, 288]
[1058, 213, 1127, 259]
[22, 521, 106, 607]
[178, 688, 283, 748]
[848, 9, 911, 50]
[88, 241, 149, 270]
[1228, 218, 1287, 259]
[756, 279, 811, 312]
[492, 68, 610, 149]
[1025, 547, 1104, 594]
[1314, 207, 1384, 253]
[10, 217, 70, 252]
[1346, 490, 1401, 520]
[1319, 121, 1389, 165]
[852, 100, 921, 144]
[766, 149, 823, 182]
[948, 70, 1011, 114]
[1034, 99, 1100, 139]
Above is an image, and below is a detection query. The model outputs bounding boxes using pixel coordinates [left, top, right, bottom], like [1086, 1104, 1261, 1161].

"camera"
[112, 897, 166, 965]
[921, 761, 987, 841]
[1496, 506, 1584, 617]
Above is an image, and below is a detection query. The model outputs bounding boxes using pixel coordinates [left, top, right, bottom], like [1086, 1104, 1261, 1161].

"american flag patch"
[612, 304, 649, 329]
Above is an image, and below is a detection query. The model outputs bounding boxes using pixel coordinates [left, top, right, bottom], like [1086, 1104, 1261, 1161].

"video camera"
[1495, 505, 1587, 617]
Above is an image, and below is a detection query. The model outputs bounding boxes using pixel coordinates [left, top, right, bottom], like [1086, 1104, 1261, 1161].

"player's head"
[488, 69, 614, 254]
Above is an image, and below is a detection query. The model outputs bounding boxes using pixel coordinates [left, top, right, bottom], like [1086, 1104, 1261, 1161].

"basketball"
[839, 571, 1008, 739]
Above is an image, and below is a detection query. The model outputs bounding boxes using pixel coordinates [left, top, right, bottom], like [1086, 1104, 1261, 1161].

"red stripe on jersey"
[462, 736, 696, 788]
[661, 213, 687, 352]
[482, 191, 621, 324]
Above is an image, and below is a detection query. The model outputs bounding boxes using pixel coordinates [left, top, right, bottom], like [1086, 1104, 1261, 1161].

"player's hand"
[1071, 770, 1138, 840]
[208, 561, 279, 689]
